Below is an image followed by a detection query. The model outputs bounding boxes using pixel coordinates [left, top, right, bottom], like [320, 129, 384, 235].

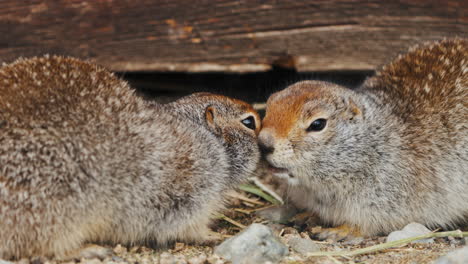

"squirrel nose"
[259, 130, 275, 155]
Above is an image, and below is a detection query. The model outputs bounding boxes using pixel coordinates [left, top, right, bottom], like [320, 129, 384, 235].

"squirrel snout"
[258, 130, 275, 155]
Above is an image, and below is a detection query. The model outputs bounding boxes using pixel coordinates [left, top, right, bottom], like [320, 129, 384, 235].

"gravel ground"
[6, 189, 466, 264]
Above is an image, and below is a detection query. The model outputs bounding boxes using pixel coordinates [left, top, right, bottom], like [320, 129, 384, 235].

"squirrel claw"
[314, 224, 362, 242]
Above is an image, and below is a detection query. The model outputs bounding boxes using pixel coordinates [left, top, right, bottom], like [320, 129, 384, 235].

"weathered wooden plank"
[0, 0, 466, 72]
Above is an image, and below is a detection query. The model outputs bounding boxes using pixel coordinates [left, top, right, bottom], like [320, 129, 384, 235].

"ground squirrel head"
[259, 81, 364, 185]
[166, 93, 262, 179]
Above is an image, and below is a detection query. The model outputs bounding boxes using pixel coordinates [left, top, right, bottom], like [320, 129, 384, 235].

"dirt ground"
[13, 186, 465, 264]
[102, 238, 460, 264]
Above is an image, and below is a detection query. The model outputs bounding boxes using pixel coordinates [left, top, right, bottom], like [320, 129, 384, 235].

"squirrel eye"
[307, 118, 327, 132]
[241, 116, 256, 130]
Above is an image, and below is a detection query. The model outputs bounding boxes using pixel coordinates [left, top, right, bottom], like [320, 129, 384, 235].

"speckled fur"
[0, 56, 260, 259]
[260, 39, 467, 236]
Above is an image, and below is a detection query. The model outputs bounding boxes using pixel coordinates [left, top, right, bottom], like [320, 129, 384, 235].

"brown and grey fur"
[0, 56, 261, 259]
[259, 39, 467, 236]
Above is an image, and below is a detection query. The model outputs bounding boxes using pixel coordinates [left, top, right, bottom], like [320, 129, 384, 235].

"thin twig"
[307, 230, 468, 257]
[233, 208, 252, 215]
[279, 229, 285, 236]
[218, 214, 246, 229]
[250, 204, 278, 212]
[242, 201, 256, 207]
[227, 192, 265, 205]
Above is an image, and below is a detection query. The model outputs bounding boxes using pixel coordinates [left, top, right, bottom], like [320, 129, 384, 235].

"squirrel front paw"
[312, 224, 362, 241]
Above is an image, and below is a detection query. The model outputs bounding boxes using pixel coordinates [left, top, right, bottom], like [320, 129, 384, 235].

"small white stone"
[215, 223, 288, 264]
[187, 254, 207, 264]
[435, 246, 468, 264]
[206, 255, 225, 264]
[287, 236, 320, 255]
[113, 244, 127, 254]
[80, 258, 102, 264]
[386, 222, 434, 243]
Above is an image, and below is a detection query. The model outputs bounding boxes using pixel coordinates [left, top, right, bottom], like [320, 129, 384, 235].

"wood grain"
[0, 0, 466, 72]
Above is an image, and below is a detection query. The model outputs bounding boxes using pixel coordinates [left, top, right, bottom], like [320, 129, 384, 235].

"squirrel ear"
[205, 106, 217, 131]
[347, 98, 363, 121]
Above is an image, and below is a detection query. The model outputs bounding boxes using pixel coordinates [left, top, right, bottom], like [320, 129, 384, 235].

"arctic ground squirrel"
[259, 39, 467, 238]
[0, 56, 261, 259]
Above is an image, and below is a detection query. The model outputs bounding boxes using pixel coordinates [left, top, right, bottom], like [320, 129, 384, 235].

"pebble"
[434, 246, 468, 264]
[173, 243, 185, 252]
[386, 222, 434, 243]
[214, 223, 288, 264]
[447, 236, 462, 247]
[81, 259, 102, 264]
[110, 256, 126, 263]
[113, 245, 127, 255]
[281, 227, 300, 236]
[462, 237, 468, 246]
[160, 252, 186, 264]
[206, 255, 225, 264]
[286, 237, 320, 255]
[342, 237, 365, 246]
[187, 254, 207, 264]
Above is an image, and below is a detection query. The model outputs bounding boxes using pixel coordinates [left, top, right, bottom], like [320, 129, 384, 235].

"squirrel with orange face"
[259, 39, 467, 239]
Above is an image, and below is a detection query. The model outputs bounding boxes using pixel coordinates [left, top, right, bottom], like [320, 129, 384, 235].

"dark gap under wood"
[119, 68, 373, 105]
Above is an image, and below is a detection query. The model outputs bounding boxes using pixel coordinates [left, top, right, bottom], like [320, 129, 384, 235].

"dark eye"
[307, 118, 327, 132]
[241, 116, 256, 130]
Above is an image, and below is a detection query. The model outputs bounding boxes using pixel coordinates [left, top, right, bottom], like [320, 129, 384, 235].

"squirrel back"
[361, 38, 467, 122]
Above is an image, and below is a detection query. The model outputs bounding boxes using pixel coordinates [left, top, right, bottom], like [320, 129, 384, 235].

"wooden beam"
[0, 0, 466, 72]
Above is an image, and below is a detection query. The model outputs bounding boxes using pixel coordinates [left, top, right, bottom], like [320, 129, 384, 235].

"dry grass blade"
[227, 191, 264, 205]
[238, 184, 282, 205]
[242, 201, 256, 207]
[233, 208, 252, 214]
[307, 230, 468, 257]
[218, 214, 246, 229]
[250, 204, 277, 212]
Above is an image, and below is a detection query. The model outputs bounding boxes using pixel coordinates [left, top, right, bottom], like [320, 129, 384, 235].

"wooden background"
[1, 0, 466, 73]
